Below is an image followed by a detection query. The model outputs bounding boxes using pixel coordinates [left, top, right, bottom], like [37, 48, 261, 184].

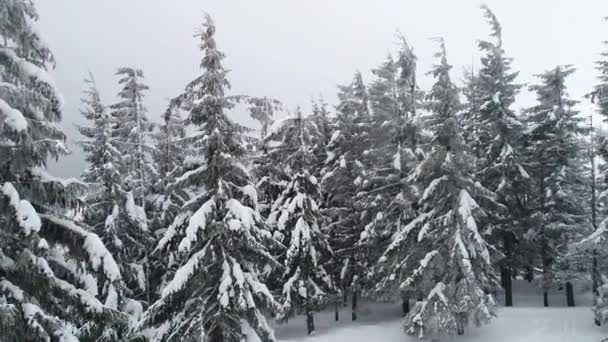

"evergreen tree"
[0, 1, 127, 339]
[584, 29, 608, 324]
[474, 5, 530, 306]
[267, 109, 336, 335]
[376, 39, 499, 339]
[141, 14, 278, 342]
[76, 74, 151, 320]
[110, 67, 154, 207]
[150, 102, 188, 233]
[360, 36, 423, 314]
[523, 65, 590, 307]
[321, 70, 370, 321]
[107, 67, 156, 307]
[243, 96, 284, 218]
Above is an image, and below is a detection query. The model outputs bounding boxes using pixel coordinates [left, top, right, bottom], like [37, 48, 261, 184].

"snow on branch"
[2, 182, 41, 235]
[40, 214, 121, 282]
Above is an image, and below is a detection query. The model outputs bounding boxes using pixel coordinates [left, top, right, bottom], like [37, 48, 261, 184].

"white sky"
[34, 0, 608, 177]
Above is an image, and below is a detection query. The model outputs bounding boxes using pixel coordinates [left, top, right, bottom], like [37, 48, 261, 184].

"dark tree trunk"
[335, 297, 339, 321]
[501, 233, 513, 307]
[306, 308, 315, 335]
[590, 129, 600, 325]
[525, 265, 534, 283]
[566, 282, 575, 307]
[402, 296, 410, 316]
[540, 173, 549, 308]
[501, 266, 513, 307]
[209, 326, 223, 342]
[457, 324, 464, 335]
[343, 291, 348, 307]
[352, 290, 358, 321]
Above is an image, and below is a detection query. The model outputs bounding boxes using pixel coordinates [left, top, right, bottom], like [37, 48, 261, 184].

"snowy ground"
[272, 280, 607, 342]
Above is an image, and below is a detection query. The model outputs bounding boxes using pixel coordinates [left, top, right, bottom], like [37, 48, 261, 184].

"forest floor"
[269, 280, 607, 342]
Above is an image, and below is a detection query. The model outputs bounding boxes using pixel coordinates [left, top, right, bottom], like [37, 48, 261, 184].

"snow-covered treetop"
[1, 0, 67, 177]
[480, 5, 503, 47]
[425, 38, 460, 125]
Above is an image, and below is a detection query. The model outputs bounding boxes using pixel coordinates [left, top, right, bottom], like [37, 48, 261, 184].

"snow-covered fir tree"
[0, 1, 127, 339]
[523, 65, 590, 307]
[360, 35, 423, 313]
[76, 74, 152, 323]
[472, 5, 531, 306]
[321, 70, 371, 321]
[244, 96, 284, 218]
[141, 14, 279, 342]
[374, 39, 500, 340]
[106, 67, 155, 307]
[150, 101, 188, 233]
[583, 31, 608, 325]
[267, 109, 336, 335]
[110, 67, 154, 208]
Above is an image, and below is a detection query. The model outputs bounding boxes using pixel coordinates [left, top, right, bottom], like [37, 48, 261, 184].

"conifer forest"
[4, 0, 608, 341]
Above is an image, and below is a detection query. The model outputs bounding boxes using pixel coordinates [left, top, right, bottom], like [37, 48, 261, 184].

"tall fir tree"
[141, 14, 279, 342]
[150, 102, 188, 233]
[110, 67, 154, 208]
[321, 70, 371, 321]
[375, 39, 500, 339]
[583, 28, 608, 325]
[76, 74, 152, 323]
[473, 5, 530, 306]
[360, 36, 423, 314]
[523, 65, 590, 307]
[0, 1, 127, 339]
[267, 109, 336, 335]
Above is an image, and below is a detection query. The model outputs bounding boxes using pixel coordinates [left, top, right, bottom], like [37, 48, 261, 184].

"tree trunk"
[501, 266, 513, 307]
[525, 264, 534, 283]
[501, 233, 513, 307]
[402, 296, 410, 316]
[343, 291, 348, 307]
[566, 282, 575, 307]
[590, 128, 600, 325]
[457, 324, 464, 335]
[306, 307, 315, 335]
[209, 326, 223, 342]
[352, 290, 358, 321]
[334, 297, 339, 321]
[540, 173, 549, 308]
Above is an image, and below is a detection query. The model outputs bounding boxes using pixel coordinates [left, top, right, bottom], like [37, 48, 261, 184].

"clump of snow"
[329, 129, 342, 145]
[0, 98, 27, 132]
[2, 182, 41, 235]
[393, 149, 401, 171]
[179, 198, 215, 253]
[218, 259, 233, 308]
[125, 192, 148, 231]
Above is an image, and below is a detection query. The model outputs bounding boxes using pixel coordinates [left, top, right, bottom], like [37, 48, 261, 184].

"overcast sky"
[34, 0, 608, 177]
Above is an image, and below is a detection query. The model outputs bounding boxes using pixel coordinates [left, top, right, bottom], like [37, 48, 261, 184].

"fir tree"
[584, 28, 608, 324]
[321, 70, 370, 321]
[376, 39, 499, 339]
[150, 101, 188, 233]
[474, 5, 530, 306]
[76, 74, 150, 320]
[361, 36, 423, 314]
[0, 1, 127, 339]
[267, 109, 336, 335]
[141, 14, 278, 342]
[110, 67, 154, 208]
[523, 65, 590, 307]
